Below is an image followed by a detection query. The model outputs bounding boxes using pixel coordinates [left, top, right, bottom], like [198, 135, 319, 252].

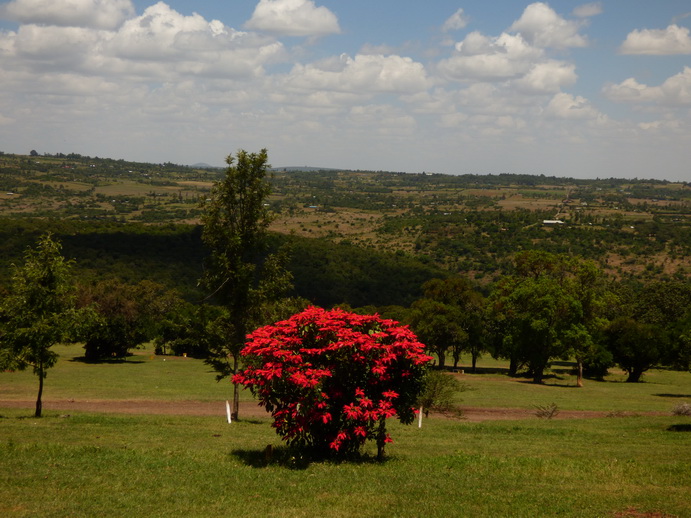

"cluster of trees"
[403, 252, 690, 384]
[2, 148, 689, 422]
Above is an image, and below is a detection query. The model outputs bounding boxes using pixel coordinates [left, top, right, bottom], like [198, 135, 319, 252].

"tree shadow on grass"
[231, 446, 389, 470]
[541, 382, 582, 388]
[654, 393, 691, 398]
[667, 424, 691, 432]
[234, 419, 265, 425]
[454, 366, 509, 376]
[7, 413, 72, 420]
[515, 373, 567, 385]
[69, 356, 145, 364]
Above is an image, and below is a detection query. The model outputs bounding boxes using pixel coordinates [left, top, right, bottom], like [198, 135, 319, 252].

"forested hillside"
[1, 151, 689, 380]
[2, 151, 688, 291]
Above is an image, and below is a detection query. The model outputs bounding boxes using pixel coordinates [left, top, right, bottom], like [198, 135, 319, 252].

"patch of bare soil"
[0, 399, 665, 421]
[0, 399, 268, 419]
[612, 507, 677, 517]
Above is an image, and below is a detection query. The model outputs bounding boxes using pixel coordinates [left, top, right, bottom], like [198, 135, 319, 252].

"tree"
[565, 260, 612, 387]
[601, 280, 691, 379]
[419, 277, 486, 371]
[78, 279, 180, 360]
[488, 251, 607, 384]
[605, 317, 661, 382]
[200, 149, 292, 420]
[0, 234, 84, 417]
[234, 307, 432, 460]
[408, 277, 485, 370]
[633, 280, 691, 371]
[408, 298, 464, 369]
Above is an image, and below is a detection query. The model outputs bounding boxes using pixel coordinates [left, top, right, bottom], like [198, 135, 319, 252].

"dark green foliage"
[0, 219, 206, 300]
[581, 343, 614, 380]
[607, 279, 691, 375]
[488, 251, 609, 384]
[409, 298, 465, 369]
[0, 218, 448, 311]
[605, 317, 662, 383]
[408, 277, 485, 370]
[154, 303, 217, 358]
[78, 279, 182, 360]
[285, 236, 444, 307]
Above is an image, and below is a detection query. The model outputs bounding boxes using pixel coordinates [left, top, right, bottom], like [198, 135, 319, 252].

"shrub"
[534, 403, 560, 419]
[234, 306, 432, 460]
[672, 402, 691, 416]
[418, 370, 467, 417]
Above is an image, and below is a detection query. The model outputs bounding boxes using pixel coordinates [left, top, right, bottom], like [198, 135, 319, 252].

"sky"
[1, 1, 690, 181]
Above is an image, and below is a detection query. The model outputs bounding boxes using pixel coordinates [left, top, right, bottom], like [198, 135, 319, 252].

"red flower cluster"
[233, 306, 432, 457]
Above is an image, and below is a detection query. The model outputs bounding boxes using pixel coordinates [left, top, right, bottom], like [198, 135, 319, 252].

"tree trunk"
[471, 352, 478, 373]
[376, 416, 387, 461]
[532, 364, 545, 384]
[576, 360, 584, 387]
[35, 360, 44, 418]
[508, 356, 519, 377]
[437, 350, 446, 369]
[626, 368, 643, 383]
[231, 353, 240, 420]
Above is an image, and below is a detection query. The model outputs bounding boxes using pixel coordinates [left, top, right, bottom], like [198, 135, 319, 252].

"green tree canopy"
[78, 279, 181, 360]
[409, 277, 485, 370]
[489, 251, 608, 384]
[0, 234, 86, 416]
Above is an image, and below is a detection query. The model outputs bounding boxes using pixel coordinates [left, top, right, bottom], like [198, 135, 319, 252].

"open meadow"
[1, 346, 689, 517]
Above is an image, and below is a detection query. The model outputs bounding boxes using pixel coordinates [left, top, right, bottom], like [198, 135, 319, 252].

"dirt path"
[0, 399, 663, 421]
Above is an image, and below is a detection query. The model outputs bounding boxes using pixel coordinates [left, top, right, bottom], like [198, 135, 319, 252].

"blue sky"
[1, 1, 690, 180]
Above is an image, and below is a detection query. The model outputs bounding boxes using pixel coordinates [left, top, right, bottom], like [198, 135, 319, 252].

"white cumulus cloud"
[0, 0, 134, 30]
[286, 53, 430, 95]
[619, 24, 691, 55]
[442, 8, 469, 32]
[509, 2, 588, 49]
[515, 61, 577, 94]
[604, 67, 691, 106]
[1, 2, 287, 85]
[13, 24, 100, 64]
[348, 104, 416, 136]
[245, 0, 340, 37]
[546, 92, 602, 120]
[438, 32, 544, 81]
[572, 3, 602, 18]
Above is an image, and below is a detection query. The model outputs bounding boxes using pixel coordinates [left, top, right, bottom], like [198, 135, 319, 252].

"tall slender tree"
[0, 234, 84, 417]
[199, 149, 291, 420]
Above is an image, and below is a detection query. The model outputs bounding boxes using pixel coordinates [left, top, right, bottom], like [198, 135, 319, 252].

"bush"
[418, 370, 467, 417]
[534, 403, 560, 419]
[234, 306, 432, 460]
[672, 402, 691, 416]
[582, 344, 614, 380]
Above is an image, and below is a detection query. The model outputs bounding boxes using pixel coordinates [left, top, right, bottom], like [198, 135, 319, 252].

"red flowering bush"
[233, 306, 432, 459]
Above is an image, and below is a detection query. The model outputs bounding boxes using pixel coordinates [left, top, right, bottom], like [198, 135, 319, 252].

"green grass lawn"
[1, 346, 690, 517]
[0, 344, 243, 403]
[455, 358, 691, 414]
[1, 411, 689, 517]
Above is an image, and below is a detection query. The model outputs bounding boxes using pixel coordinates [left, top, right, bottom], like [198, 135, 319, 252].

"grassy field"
[1, 346, 690, 517]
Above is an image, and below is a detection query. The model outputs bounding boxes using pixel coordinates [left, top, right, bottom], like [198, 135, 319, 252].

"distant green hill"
[1, 152, 689, 291]
[0, 218, 443, 308]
